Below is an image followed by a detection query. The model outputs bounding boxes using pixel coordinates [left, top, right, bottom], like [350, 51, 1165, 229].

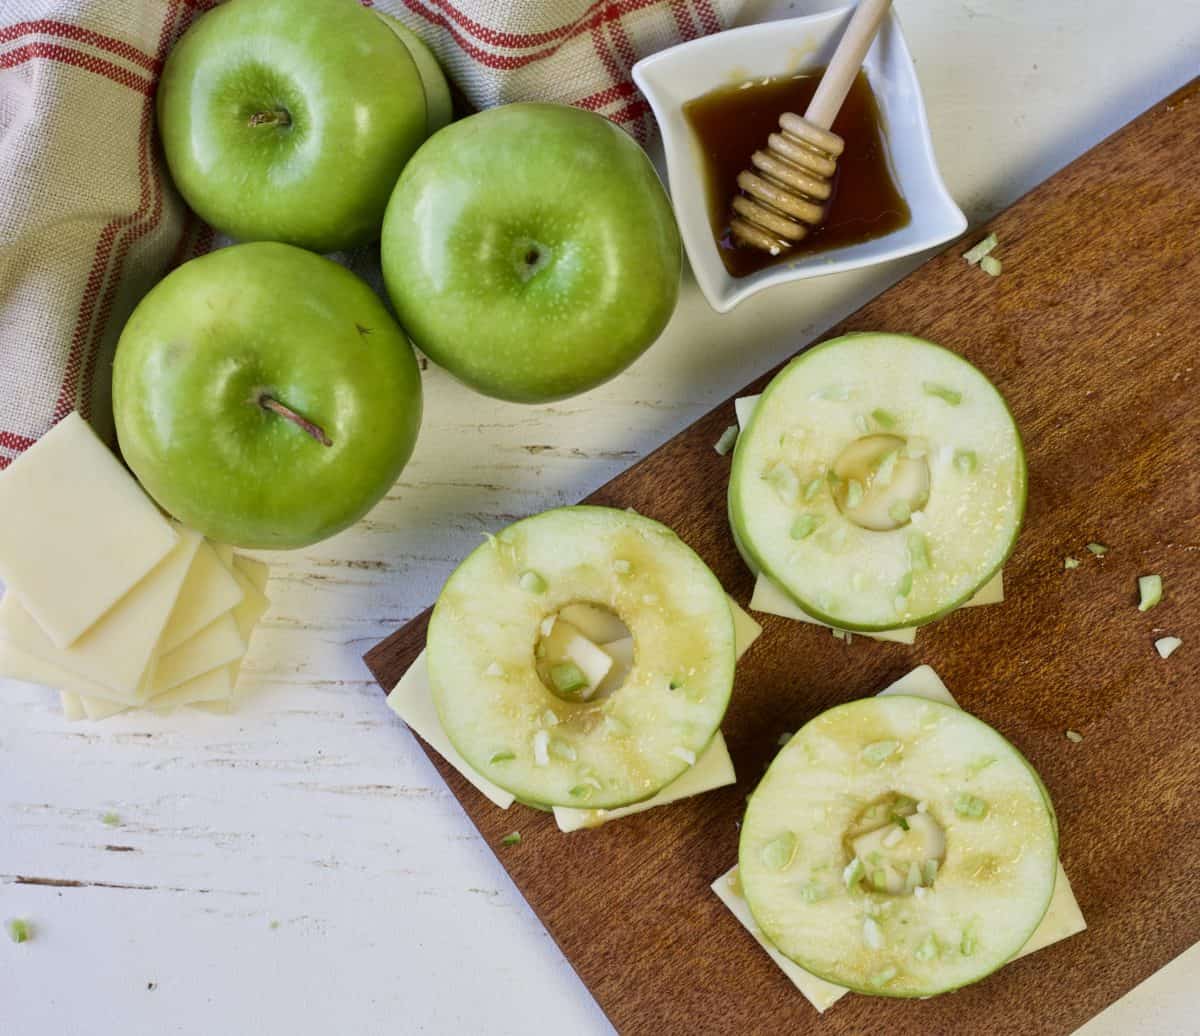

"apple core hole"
[842, 792, 946, 897]
[533, 603, 632, 703]
[831, 434, 931, 532]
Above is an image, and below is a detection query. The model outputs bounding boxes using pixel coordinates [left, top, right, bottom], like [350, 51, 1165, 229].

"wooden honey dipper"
[730, 0, 892, 255]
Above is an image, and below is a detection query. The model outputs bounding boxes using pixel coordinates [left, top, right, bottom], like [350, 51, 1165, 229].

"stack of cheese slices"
[0, 413, 270, 719]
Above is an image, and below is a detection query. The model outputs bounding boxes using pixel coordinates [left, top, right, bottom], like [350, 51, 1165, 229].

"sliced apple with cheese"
[728, 333, 1025, 633]
[388, 588, 760, 829]
[426, 506, 739, 810]
[715, 665, 1081, 1009]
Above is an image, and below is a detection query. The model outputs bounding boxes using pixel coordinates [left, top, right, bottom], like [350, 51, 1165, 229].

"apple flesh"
[112, 243, 422, 550]
[380, 103, 682, 403]
[157, 0, 429, 253]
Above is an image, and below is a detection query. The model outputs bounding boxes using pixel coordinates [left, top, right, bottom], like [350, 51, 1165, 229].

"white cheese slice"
[0, 638, 132, 701]
[712, 664, 1086, 1012]
[218, 552, 270, 686]
[151, 612, 244, 693]
[734, 393, 762, 431]
[553, 731, 736, 832]
[59, 692, 84, 722]
[233, 554, 270, 595]
[728, 596, 763, 657]
[537, 617, 613, 700]
[387, 650, 516, 810]
[157, 541, 244, 654]
[0, 412, 179, 648]
[151, 665, 233, 712]
[963, 570, 1004, 607]
[0, 528, 202, 702]
[80, 694, 130, 721]
[750, 574, 918, 644]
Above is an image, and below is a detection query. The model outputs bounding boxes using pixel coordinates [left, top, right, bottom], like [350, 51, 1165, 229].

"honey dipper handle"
[804, 0, 892, 130]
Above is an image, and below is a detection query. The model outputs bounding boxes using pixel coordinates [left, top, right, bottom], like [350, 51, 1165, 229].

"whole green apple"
[380, 103, 682, 403]
[113, 243, 422, 550]
[157, 0, 428, 253]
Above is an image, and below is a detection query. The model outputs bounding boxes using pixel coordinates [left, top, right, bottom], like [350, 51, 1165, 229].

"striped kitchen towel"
[0, 0, 741, 467]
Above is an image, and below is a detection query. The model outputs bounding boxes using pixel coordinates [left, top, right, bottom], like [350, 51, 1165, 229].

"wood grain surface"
[365, 79, 1200, 1035]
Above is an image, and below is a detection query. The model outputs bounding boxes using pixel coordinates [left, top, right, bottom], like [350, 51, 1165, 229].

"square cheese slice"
[151, 665, 233, 712]
[60, 692, 85, 721]
[0, 528, 202, 702]
[0, 412, 179, 648]
[221, 556, 271, 686]
[157, 541, 244, 655]
[712, 664, 1086, 1012]
[151, 612, 245, 693]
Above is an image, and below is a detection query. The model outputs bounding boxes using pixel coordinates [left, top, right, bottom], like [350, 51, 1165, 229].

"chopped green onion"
[980, 255, 1002, 277]
[869, 966, 897, 987]
[1155, 636, 1183, 659]
[871, 408, 897, 429]
[102, 811, 120, 827]
[923, 382, 962, 406]
[790, 514, 821, 540]
[1065, 729, 1083, 743]
[569, 784, 593, 800]
[500, 831, 522, 847]
[269, 920, 280, 930]
[532, 730, 550, 766]
[803, 477, 823, 502]
[843, 858, 865, 889]
[892, 813, 910, 831]
[7, 919, 30, 944]
[914, 934, 939, 961]
[862, 739, 900, 765]
[765, 463, 800, 503]
[550, 663, 587, 696]
[548, 738, 577, 762]
[923, 859, 939, 885]
[1138, 574, 1163, 611]
[713, 424, 739, 456]
[846, 479, 864, 508]
[761, 831, 797, 872]
[874, 450, 899, 487]
[489, 751, 515, 764]
[907, 532, 931, 572]
[954, 449, 978, 474]
[1086, 542, 1108, 556]
[954, 793, 988, 818]
[1063, 556, 1081, 570]
[905, 860, 922, 890]
[962, 233, 998, 265]
[519, 570, 547, 594]
[888, 500, 911, 525]
[863, 917, 885, 949]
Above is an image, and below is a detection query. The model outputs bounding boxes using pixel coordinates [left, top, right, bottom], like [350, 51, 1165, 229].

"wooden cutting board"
[365, 79, 1200, 1035]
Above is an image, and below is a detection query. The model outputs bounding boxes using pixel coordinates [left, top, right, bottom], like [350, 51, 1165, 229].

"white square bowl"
[632, 6, 966, 314]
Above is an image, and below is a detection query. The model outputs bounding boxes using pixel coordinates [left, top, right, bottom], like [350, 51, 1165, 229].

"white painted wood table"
[4, 2, 1199, 1032]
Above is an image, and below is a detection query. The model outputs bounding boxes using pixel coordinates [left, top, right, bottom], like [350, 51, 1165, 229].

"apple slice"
[729, 333, 1025, 632]
[426, 506, 737, 810]
[738, 694, 1057, 998]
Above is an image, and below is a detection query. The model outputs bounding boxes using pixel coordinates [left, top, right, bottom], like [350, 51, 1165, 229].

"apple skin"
[374, 14, 453, 136]
[380, 103, 682, 403]
[157, 0, 428, 253]
[112, 243, 422, 550]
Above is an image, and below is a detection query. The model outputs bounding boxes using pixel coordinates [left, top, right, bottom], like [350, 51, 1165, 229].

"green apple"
[112, 243, 422, 550]
[374, 14, 453, 135]
[157, 0, 428, 253]
[729, 333, 1025, 631]
[381, 103, 682, 403]
[739, 694, 1058, 997]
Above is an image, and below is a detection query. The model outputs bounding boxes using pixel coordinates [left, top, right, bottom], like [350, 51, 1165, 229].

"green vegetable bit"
[891, 813, 910, 831]
[914, 934, 939, 961]
[874, 450, 899, 487]
[871, 408, 897, 429]
[922, 382, 962, 406]
[569, 784, 593, 801]
[843, 858, 865, 889]
[1063, 556, 1081, 570]
[888, 500, 911, 525]
[802, 477, 824, 502]
[1086, 542, 1108, 556]
[954, 449, 978, 474]
[518, 570, 547, 594]
[962, 232, 999, 265]
[790, 514, 821, 540]
[907, 532, 931, 572]
[1137, 574, 1163, 612]
[862, 739, 900, 765]
[761, 831, 797, 872]
[7, 919, 30, 944]
[954, 793, 988, 819]
[489, 751, 515, 764]
[846, 479, 864, 508]
[500, 832, 522, 847]
[550, 663, 587, 696]
[1065, 730, 1083, 743]
[980, 255, 1003, 277]
[102, 812, 120, 827]
[713, 424, 739, 456]
[869, 966, 898, 987]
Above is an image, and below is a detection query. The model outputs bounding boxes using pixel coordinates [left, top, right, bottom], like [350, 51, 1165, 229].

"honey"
[683, 69, 910, 279]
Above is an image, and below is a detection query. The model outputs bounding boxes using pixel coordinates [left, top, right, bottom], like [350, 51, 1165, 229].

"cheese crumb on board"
[0, 412, 179, 649]
[711, 663, 1087, 1013]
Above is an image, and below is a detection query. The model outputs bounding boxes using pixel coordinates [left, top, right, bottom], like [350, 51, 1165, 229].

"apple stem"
[248, 108, 291, 129]
[257, 394, 332, 447]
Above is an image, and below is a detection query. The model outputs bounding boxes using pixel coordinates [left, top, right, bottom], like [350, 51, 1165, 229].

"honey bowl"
[632, 5, 966, 314]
